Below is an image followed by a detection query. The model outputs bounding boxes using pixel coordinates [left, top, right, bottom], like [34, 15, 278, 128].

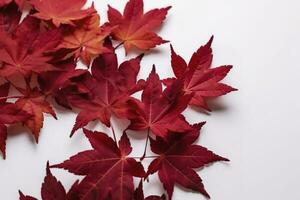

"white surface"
[1, 0, 300, 199]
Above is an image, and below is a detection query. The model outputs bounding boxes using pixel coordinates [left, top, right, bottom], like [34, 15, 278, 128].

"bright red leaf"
[0, 16, 62, 78]
[164, 36, 237, 110]
[108, 0, 170, 54]
[29, 0, 95, 27]
[52, 129, 145, 200]
[127, 66, 192, 138]
[147, 123, 229, 199]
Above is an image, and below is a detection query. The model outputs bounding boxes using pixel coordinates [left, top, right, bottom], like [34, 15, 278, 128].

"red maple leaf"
[19, 163, 80, 200]
[67, 52, 144, 135]
[134, 181, 166, 200]
[15, 86, 57, 142]
[58, 7, 113, 65]
[29, 0, 95, 27]
[0, 82, 31, 159]
[164, 36, 237, 111]
[52, 129, 145, 200]
[0, 16, 62, 78]
[127, 67, 192, 138]
[147, 123, 229, 199]
[107, 0, 170, 54]
[38, 58, 87, 96]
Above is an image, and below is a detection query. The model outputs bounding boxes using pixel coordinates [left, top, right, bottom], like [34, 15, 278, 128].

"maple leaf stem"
[111, 124, 117, 143]
[140, 128, 150, 161]
[114, 41, 124, 50]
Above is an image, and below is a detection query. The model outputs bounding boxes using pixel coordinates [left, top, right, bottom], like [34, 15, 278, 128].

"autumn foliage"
[0, 0, 236, 199]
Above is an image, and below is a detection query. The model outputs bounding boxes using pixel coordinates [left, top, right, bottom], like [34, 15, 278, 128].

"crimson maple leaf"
[107, 0, 170, 54]
[0, 16, 62, 78]
[58, 7, 112, 65]
[147, 123, 229, 199]
[15, 87, 57, 142]
[67, 52, 144, 135]
[52, 129, 145, 200]
[134, 181, 166, 200]
[164, 36, 237, 111]
[38, 58, 87, 96]
[19, 163, 80, 200]
[127, 67, 192, 138]
[0, 82, 31, 159]
[29, 0, 95, 27]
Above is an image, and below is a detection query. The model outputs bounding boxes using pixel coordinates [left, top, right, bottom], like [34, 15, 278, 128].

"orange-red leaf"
[59, 9, 112, 65]
[108, 0, 170, 54]
[16, 88, 56, 142]
[29, 0, 95, 27]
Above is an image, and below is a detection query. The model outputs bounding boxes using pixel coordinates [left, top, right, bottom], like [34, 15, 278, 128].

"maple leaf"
[164, 36, 237, 111]
[38, 58, 87, 95]
[19, 163, 80, 200]
[0, 82, 31, 159]
[59, 7, 113, 65]
[147, 123, 229, 199]
[0, 16, 62, 78]
[127, 66, 192, 138]
[29, 0, 95, 27]
[15, 87, 57, 142]
[0, 2, 21, 33]
[134, 181, 166, 200]
[107, 0, 170, 54]
[52, 129, 145, 200]
[67, 52, 144, 135]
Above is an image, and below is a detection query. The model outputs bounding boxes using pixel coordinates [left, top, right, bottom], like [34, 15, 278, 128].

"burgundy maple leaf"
[52, 129, 145, 200]
[127, 66, 192, 138]
[147, 123, 229, 199]
[66, 52, 144, 135]
[19, 163, 80, 200]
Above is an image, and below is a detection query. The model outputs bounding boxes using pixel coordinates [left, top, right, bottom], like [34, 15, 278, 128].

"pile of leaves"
[0, 0, 236, 199]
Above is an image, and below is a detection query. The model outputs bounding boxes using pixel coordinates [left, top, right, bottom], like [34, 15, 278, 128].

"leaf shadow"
[189, 98, 229, 116]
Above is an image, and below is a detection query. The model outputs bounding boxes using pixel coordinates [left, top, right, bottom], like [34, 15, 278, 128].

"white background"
[1, 0, 300, 199]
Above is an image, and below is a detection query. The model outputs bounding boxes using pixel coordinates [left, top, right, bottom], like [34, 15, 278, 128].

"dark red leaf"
[147, 123, 229, 199]
[127, 66, 192, 138]
[67, 52, 143, 135]
[52, 129, 145, 200]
